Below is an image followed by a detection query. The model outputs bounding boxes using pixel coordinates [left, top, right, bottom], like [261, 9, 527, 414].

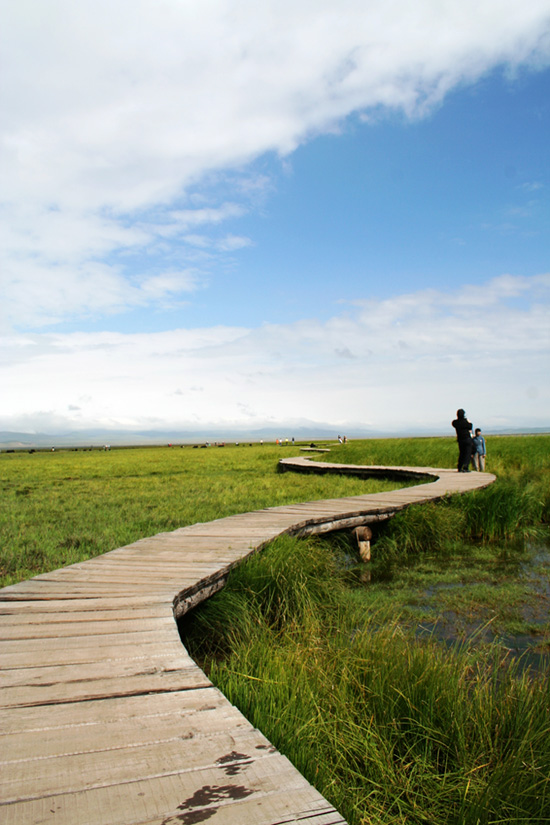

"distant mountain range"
[0, 426, 364, 449]
[1, 426, 548, 450]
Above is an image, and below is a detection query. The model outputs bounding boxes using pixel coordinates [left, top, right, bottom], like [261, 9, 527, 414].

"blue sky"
[229, 71, 549, 325]
[1, 1, 549, 437]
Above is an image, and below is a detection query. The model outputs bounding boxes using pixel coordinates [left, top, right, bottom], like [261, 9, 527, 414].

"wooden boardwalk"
[0, 458, 495, 825]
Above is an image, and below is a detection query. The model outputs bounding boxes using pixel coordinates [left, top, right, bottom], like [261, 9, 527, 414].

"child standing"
[472, 428, 487, 471]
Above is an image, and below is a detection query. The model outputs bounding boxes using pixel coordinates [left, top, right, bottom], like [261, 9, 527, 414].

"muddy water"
[411, 543, 550, 674]
[346, 539, 550, 674]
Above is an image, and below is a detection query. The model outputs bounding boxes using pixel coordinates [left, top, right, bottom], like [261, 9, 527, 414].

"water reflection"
[349, 540, 550, 675]
[415, 620, 550, 675]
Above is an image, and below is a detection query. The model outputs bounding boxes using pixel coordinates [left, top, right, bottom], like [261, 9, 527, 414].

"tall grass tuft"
[181, 533, 344, 655]
[455, 479, 548, 542]
[373, 500, 466, 566]
[182, 533, 550, 825]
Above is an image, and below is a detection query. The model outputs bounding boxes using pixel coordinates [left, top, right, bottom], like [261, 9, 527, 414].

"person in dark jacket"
[452, 409, 473, 472]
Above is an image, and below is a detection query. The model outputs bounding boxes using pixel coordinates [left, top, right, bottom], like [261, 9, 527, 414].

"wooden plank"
[179, 520, 295, 534]
[2, 726, 277, 800]
[1, 652, 199, 690]
[0, 662, 210, 708]
[0, 589, 168, 605]
[0, 604, 174, 622]
[72, 553, 250, 568]
[0, 626, 182, 655]
[0, 581, 173, 596]
[0, 686, 221, 734]
[74, 545, 253, 561]
[1, 642, 192, 669]
[30, 569, 230, 587]
[0, 752, 343, 825]
[1, 695, 250, 761]
[0, 615, 176, 639]
[106, 535, 256, 549]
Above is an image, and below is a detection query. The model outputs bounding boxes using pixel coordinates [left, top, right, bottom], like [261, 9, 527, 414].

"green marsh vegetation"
[3, 434, 550, 822]
[1, 441, 412, 587]
[181, 435, 550, 825]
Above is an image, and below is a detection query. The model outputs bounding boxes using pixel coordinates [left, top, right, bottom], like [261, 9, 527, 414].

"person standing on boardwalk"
[471, 428, 487, 471]
[452, 408, 473, 472]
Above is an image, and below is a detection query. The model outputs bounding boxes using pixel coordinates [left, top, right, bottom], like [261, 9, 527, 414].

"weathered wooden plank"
[69, 553, 251, 568]
[1, 696, 249, 761]
[134, 790, 346, 825]
[2, 726, 278, 800]
[0, 626, 182, 655]
[0, 661, 210, 708]
[0, 588, 168, 605]
[1, 652, 198, 690]
[106, 535, 257, 549]
[270, 497, 399, 510]
[0, 686, 220, 734]
[29, 569, 230, 587]
[1, 615, 176, 638]
[178, 521, 295, 535]
[1, 641, 190, 669]
[0, 752, 343, 825]
[0, 603, 173, 622]
[0, 581, 173, 596]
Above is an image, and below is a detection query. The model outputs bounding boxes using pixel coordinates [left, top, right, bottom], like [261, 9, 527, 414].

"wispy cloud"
[2, 1, 549, 331]
[519, 181, 544, 192]
[1, 275, 548, 434]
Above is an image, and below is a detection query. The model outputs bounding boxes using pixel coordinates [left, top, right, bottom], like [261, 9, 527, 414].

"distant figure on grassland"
[452, 408, 473, 472]
[471, 428, 487, 471]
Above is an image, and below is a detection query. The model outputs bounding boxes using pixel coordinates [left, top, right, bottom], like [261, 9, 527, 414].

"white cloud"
[520, 182, 544, 192]
[139, 271, 200, 301]
[169, 205, 247, 229]
[216, 235, 253, 252]
[1, 0, 549, 330]
[1, 275, 548, 434]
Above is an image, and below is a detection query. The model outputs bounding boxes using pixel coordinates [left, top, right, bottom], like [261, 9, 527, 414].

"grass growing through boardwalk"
[181, 434, 550, 825]
[0, 442, 414, 587]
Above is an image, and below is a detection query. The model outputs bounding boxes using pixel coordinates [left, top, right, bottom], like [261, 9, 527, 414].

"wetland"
[2, 433, 550, 823]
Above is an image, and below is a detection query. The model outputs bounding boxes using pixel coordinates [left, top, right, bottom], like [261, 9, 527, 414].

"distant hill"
[1, 425, 548, 451]
[0, 426, 367, 450]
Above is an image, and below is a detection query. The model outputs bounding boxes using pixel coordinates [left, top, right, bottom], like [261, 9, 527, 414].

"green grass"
[0, 442, 414, 587]
[181, 532, 550, 825]
[3, 433, 550, 823]
[179, 434, 550, 824]
[322, 433, 550, 476]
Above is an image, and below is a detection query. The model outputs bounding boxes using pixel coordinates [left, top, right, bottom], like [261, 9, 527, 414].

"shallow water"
[355, 540, 550, 674]
[414, 620, 550, 675]
[417, 544, 549, 673]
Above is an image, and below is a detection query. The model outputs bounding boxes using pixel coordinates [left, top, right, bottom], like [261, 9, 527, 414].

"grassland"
[2, 434, 550, 823]
[0, 441, 415, 588]
[179, 434, 550, 825]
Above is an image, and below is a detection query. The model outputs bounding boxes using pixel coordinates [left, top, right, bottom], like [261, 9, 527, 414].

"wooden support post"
[353, 525, 373, 562]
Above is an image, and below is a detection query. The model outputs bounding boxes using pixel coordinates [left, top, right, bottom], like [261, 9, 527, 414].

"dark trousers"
[457, 440, 472, 472]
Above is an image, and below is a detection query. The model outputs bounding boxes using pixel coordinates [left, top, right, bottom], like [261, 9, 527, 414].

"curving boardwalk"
[0, 459, 495, 825]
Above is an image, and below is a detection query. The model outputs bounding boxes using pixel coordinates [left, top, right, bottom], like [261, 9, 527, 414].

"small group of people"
[452, 409, 487, 473]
